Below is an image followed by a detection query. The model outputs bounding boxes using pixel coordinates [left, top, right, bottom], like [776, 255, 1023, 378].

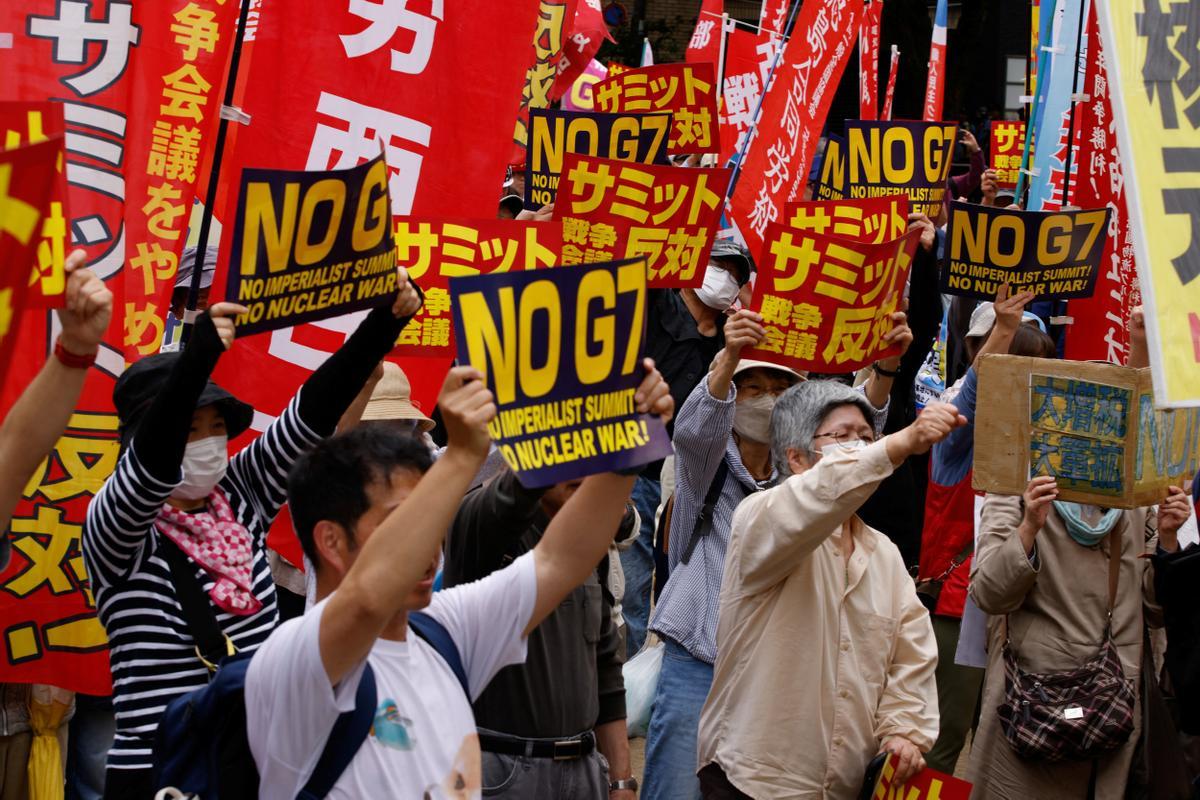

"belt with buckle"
[478, 730, 596, 760]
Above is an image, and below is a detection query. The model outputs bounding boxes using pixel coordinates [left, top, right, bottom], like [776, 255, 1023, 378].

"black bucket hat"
[709, 238, 755, 286]
[113, 353, 254, 447]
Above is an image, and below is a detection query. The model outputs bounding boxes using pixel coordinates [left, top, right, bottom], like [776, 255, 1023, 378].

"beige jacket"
[967, 495, 1159, 800]
[698, 441, 938, 799]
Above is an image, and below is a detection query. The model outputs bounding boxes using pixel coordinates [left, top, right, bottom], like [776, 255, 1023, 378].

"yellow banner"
[1096, 1, 1200, 407]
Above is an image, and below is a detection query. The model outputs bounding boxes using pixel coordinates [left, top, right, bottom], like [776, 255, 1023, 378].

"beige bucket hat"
[361, 362, 436, 431]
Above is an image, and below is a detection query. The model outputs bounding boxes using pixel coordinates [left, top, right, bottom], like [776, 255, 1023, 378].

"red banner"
[594, 63, 720, 155]
[0, 138, 61, 379]
[0, 0, 240, 694]
[0, 103, 69, 308]
[1064, 5, 1139, 364]
[759, 0, 790, 38]
[882, 44, 900, 120]
[550, 0, 612, 102]
[718, 29, 772, 166]
[784, 196, 909, 244]
[745, 225, 918, 373]
[874, 755, 972, 800]
[513, 0, 577, 156]
[859, 0, 883, 121]
[923, 0, 948, 121]
[685, 0, 723, 66]
[989, 120, 1026, 190]
[553, 153, 730, 287]
[392, 218, 564, 358]
[729, 0, 863, 261]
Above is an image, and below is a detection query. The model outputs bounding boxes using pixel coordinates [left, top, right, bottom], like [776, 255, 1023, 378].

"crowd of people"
[1, 49, 1199, 800]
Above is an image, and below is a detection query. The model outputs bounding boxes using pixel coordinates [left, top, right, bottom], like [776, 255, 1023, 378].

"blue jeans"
[642, 639, 714, 800]
[621, 475, 660, 659]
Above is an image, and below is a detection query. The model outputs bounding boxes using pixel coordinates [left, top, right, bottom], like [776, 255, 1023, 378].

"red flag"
[859, 0, 883, 121]
[513, 0, 578, 157]
[594, 63, 721, 155]
[923, 0, 948, 121]
[883, 45, 900, 120]
[1064, 5, 1139, 364]
[0, 0, 240, 694]
[729, 0, 863, 260]
[550, 0, 614, 102]
[758, 0, 790, 38]
[718, 29, 774, 165]
[685, 0, 723, 66]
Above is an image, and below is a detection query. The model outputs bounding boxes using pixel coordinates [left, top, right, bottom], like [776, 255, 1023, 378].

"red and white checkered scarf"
[156, 490, 263, 616]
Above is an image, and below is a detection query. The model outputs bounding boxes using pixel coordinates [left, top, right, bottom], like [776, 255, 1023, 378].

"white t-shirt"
[246, 552, 537, 800]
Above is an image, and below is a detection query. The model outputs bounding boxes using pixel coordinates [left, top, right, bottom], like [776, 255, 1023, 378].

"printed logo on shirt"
[373, 699, 416, 750]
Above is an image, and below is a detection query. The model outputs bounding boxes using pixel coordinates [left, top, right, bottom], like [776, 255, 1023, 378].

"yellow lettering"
[351, 159, 389, 252]
[988, 214, 1024, 269]
[294, 178, 346, 266]
[951, 206, 987, 263]
[518, 280, 561, 399]
[460, 288, 519, 405]
[1074, 209, 1107, 259]
[576, 268, 616, 384]
[882, 126, 914, 184]
[849, 127, 880, 184]
[530, 114, 563, 175]
[1037, 214, 1072, 266]
[241, 181, 299, 275]
[617, 261, 646, 374]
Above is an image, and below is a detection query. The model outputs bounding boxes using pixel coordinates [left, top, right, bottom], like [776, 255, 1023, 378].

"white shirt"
[247, 552, 537, 799]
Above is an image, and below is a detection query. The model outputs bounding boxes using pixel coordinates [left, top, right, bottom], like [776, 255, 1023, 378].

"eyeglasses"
[812, 430, 876, 450]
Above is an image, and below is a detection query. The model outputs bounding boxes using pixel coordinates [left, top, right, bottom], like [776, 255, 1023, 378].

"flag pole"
[1058, 0, 1088, 208]
[181, 0, 253, 345]
[725, 0, 803, 197]
[716, 13, 731, 98]
[1015, 4, 1055, 208]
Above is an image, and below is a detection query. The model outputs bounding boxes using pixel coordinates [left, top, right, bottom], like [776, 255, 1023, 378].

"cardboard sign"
[391, 218, 564, 358]
[450, 258, 673, 487]
[973, 355, 1200, 508]
[940, 202, 1110, 300]
[820, 120, 958, 219]
[553, 153, 730, 287]
[873, 753, 972, 800]
[784, 196, 910, 244]
[593, 62, 720, 154]
[227, 152, 397, 336]
[744, 225, 920, 373]
[989, 120, 1026, 191]
[0, 102, 69, 307]
[524, 108, 672, 209]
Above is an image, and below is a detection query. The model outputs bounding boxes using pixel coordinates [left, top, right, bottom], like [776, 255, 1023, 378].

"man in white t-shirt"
[245, 362, 673, 799]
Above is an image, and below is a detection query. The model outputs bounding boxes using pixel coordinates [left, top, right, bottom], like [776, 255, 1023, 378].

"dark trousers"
[698, 764, 754, 800]
[103, 767, 153, 800]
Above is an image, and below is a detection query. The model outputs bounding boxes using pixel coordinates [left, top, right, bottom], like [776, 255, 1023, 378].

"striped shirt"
[83, 393, 321, 772]
[650, 379, 887, 664]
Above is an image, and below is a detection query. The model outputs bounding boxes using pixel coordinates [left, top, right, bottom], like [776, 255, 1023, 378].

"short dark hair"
[1009, 324, 1057, 359]
[288, 427, 434, 566]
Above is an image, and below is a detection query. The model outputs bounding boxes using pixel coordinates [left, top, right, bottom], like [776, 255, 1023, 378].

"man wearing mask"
[83, 271, 421, 798]
[622, 241, 752, 658]
[641, 308, 907, 799]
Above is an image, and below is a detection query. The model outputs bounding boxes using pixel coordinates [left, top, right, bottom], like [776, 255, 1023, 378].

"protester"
[696, 383, 966, 798]
[918, 284, 1054, 773]
[82, 269, 421, 797]
[245, 361, 672, 798]
[0, 250, 112, 569]
[622, 241, 750, 659]
[641, 308, 908, 800]
[443, 470, 636, 798]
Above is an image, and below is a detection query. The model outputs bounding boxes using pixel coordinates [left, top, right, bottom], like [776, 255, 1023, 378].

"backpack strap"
[296, 664, 377, 800]
[681, 460, 735, 566]
[410, 611, 469, 696]
[158, 535, 234, 672]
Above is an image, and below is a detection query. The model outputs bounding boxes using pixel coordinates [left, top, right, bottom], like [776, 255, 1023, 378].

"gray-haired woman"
[696, 382, 966, 798]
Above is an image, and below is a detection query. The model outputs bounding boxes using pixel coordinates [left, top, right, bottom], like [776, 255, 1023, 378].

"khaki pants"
[0, 731, 31, 800]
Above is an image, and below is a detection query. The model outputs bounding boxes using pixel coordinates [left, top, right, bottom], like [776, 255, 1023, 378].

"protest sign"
[550, 0, 613, 103]
[392, 218, 564, 358]
[859, 0, 883, 121]
[989, 121, 1026, 191]
[784, 196, 909, 244]
[554, 153, 730, 287]
[513, 0, 578, 155]
[561, 59, 609, 112]
[940, 202, 1110, 301]
[450, 258, 672, 488]
[226, 153, 397, 337]
[593, 62, 720, 154]
[0, 102, 69, 307]
[524, 109, 672, 209]
[744, 224, 919, 373]
[873, 753, 972, 800]
[820, 121, 958, 220]
[1095, 1, 1200, 407]
[973, 356, 1200, 508]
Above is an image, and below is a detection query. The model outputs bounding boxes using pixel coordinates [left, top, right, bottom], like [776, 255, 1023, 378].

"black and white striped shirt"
[83, 394, 321, 772]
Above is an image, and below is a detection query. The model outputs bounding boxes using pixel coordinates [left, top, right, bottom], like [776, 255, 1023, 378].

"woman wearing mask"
[83, 273, 421, 799]
[641, 308, 909, 800]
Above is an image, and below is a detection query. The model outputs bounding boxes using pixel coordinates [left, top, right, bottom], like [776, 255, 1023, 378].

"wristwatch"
[610, 777, 639, 792]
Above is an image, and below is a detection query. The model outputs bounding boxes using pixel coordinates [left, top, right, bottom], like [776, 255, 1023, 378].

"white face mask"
[733, 394, 776, 443]
[173, 435, 229, 501]
[818, 438, 870, 459]
[695, 266, 740, 311]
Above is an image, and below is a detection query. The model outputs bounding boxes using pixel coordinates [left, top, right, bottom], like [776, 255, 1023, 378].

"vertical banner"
[730, 0, 863, 260]
[451, 259, 673, 487]
[1064, 5, 1140, 365]
[513, 0, 578, 155]
[882, 44, 900, 120]
[1028, 0, 1087, 211]
[717, 29, 769, 165]
[1095, 0, 1200, 406]
[859, 0, 883, 121]
[989, 121, 1027, 190]
[923, 0, 949, 121]
[685, 0, 724, 66]
[550, 0, 613, 102]
[759, 0, 790, 39]
[593, 63, 720, 155]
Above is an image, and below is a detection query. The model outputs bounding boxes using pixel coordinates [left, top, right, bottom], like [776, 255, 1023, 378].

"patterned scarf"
[156, 490, 263, 616]
[1053, 500, 1122, 548]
